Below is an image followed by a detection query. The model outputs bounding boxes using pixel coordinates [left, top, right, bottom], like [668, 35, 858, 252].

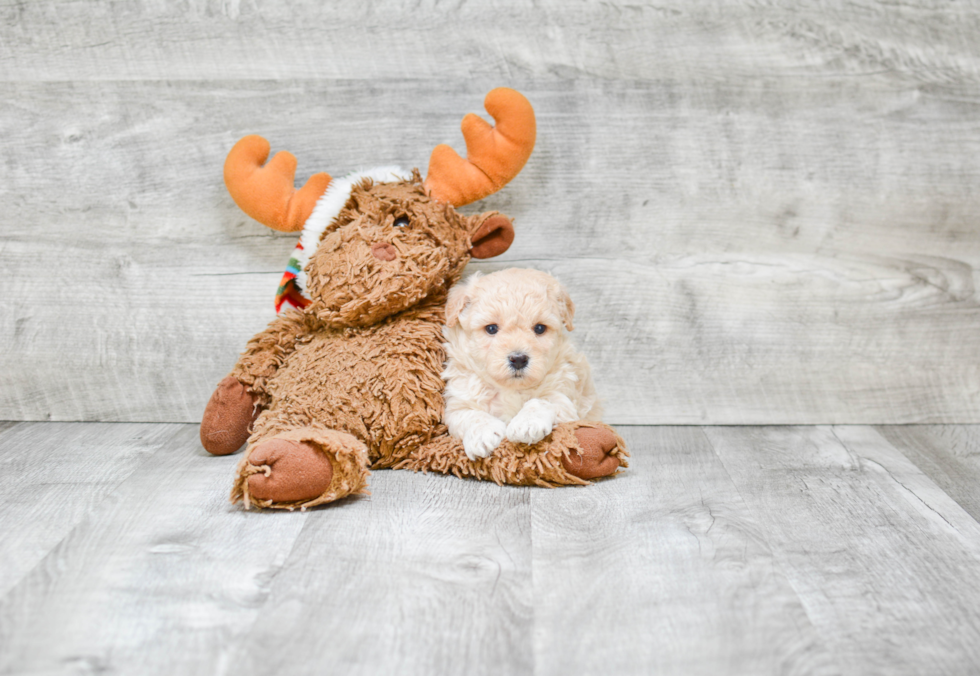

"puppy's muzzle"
[508, 353, 530, 372]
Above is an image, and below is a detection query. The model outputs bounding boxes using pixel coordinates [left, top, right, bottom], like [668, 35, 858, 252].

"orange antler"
[223, 135, 332, 232]
[425, 88, 536, 207]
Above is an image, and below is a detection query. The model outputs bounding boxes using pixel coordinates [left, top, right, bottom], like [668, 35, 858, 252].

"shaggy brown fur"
[202, 173, 628, 510]
[396, 421, 629, 487]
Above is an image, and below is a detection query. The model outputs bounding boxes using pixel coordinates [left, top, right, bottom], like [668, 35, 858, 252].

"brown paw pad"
[562, 427, 621, 480]
[246, 439, 333, 503]
[200, 376, 258, 456]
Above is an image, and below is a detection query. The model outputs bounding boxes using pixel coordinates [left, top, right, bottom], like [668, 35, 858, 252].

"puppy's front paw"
[506, 400, 556, 445]
[463, 418, 507, 461]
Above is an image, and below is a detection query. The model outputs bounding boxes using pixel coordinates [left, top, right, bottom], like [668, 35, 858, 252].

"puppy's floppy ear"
[446, 273, 481, 328]
[468, 212, 514, 259]
[549, 279, 575, 331]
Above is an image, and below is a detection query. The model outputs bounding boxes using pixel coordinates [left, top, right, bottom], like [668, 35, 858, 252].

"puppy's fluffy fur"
[442, 268, 602, 460]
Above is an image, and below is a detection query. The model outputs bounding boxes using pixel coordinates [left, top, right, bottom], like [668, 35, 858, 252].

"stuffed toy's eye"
[393, 216, 410, 228]
[534, 324, 547, 335]
[485, 324, 498, 335]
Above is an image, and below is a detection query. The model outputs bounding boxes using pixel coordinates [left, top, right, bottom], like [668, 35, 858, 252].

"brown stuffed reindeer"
[200, 88, 628, 510]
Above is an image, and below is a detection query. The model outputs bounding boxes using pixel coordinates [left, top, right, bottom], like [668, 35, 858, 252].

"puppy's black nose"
[508, 353, 529, 371]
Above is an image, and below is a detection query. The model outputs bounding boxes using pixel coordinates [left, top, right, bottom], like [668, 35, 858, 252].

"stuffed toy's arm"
[229, 309, 310, 405]
[201, 310, 310, 457]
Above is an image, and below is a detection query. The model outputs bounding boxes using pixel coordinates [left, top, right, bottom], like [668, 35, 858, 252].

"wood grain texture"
[0, 422, 176, 599]
[4, 3, 980, 424]
[227, 469, 533, 676]
[703, 425, 980, 675]
[877, 425, 980, 521]
[3, 0, 980, 83]
[0, 425, 312, 676]
[3, 77, 980, 423]
[0, 423, 980, 675]
[530, 426, 837, 675]
[2, 423, 980, 673]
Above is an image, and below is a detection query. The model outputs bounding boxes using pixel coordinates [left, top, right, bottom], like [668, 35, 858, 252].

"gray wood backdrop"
[2, 0, 979, 425]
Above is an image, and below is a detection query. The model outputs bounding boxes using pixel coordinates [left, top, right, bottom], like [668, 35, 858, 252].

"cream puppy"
[442, 268, 602, 461]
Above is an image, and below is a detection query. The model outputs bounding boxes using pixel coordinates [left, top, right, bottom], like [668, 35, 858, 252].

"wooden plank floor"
[2, 423, 980, 675]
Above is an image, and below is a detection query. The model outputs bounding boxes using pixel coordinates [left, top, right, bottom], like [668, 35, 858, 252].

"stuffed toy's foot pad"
[246, 439, 333, 503]
[563, 427, 622, 480]
[201, 376, 258, 456]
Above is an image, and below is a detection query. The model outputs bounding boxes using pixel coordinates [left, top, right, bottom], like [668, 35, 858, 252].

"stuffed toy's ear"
[469, 214, 514, 259]
[549, 279, 575, 331]
[446, 273, 481, 327]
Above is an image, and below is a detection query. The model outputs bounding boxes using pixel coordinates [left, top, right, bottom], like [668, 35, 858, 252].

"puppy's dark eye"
[534, 324, 547, 335]
[393, 216, 410, 228]
[485, 324, 498, 335]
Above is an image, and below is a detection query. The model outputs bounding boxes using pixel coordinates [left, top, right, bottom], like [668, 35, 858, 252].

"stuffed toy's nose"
[371, 242, 397, 261]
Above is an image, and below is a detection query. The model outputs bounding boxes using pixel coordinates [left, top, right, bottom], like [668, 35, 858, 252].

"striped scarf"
[275, 241, 311, 313]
